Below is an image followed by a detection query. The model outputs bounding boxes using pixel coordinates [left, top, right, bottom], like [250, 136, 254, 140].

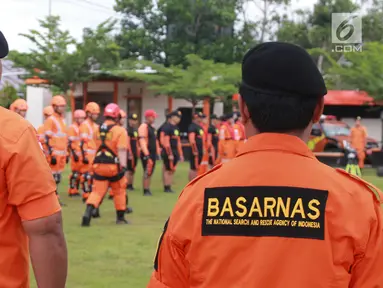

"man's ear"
[239, 94, 250, 125]
[312, 97, 324, 124]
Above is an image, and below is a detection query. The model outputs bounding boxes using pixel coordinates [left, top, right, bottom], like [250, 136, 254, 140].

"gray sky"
[1, 0, 317, 52]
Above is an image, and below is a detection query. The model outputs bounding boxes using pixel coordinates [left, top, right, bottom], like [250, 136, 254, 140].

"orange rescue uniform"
[233, 121, 246, 152]
[86, 120, 128, 212]
[0, 108, 60, 287]
[37, 124, 49, 162]
[218, 121, 237, 163]
[149, 134, 383, 288]
[79, 118, 99, 198]
[68, 123, 82, 195]
[350, 125, 367, 168]
[44, 112, 68, 184]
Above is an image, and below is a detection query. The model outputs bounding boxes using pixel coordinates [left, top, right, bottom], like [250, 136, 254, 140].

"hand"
[193, 151, 198, 156]
[73, 154, 79, 162]
[180, 156, 184, 162]
[83, 158, 89, 164]
[50, 156, 57, 165]
[168, 154, 174, 160]
[128, 153, 133, 160]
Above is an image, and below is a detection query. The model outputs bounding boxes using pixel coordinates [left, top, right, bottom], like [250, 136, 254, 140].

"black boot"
[143, 189, 152, 196]
[164, 186, 175, 193]
[92, 207, 100, 218]
[127, 184, 134, 191]
[116, 210, 129, 224]
[108, 195, 114, 200]
[126, 207, 133, 214]
[81, 204, 94, 227]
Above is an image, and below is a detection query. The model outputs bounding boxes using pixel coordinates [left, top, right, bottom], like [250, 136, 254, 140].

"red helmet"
[104, 103, 120, 118]
[74, 109, 86, 119]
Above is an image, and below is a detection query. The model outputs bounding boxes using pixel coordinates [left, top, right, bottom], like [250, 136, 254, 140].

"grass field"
[29, 164, 383, 288]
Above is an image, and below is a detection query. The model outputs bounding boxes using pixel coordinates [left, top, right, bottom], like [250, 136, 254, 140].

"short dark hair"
[239, 85, 319, 133]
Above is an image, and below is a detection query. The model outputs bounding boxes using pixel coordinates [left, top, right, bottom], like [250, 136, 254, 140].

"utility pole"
[48, 0, 52, 16]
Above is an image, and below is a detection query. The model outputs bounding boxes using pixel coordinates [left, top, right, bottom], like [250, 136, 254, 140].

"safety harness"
[93, 124, 125, 182]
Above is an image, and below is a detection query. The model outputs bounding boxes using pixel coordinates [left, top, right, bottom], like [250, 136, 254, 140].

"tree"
[8, 16, 120, 94]
[315, 42, 383, 99]
[113, 54, 240, 113]
[0, 84, 19, 108]
[114, 0, 242, 65]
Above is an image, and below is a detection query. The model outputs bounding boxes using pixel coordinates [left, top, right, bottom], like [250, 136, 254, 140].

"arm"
[349, 201, 383, 287]
[161, 130, 172, 157]
[7, 125, 67, 288]
[118, 130, 128, 168]
[177, 137, 184, 159]
[138, 124, 150, 156]
[207, 133, 213, 151]
[188, 132, 197, 154]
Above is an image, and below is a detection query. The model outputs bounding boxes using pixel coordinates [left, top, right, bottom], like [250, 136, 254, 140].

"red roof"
[324, 90, 374, 106]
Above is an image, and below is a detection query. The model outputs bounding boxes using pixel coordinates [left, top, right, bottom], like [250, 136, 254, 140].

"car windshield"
[322, 123, 350, 137]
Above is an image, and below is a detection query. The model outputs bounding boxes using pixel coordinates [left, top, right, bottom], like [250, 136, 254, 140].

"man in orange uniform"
[139, 109, 160, 196]
[148, 42, 383, 288]
[188, 112, 206, 181]
[44, 95, 68, 205]
[79, 102, 100, 202]
[0, 31, 67, 288]
[233, 111, 246, 151]
[350, 116, 368, 169]
[218, 113, 237, 163]
[10, 98, 28, 118]
[160, 110, 183, 193]
[68, 109, 86, 197]
[126, 113, 140, 191]
[207, 114, 221, 167]
[82, 103, 129, 226]
[37, 105, 54, 161]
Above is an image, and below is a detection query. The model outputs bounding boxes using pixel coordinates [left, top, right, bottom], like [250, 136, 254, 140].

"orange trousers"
[86, 164, 126, 211]
[356, 148, 365, 168]
[49, 155, 67, 173]
[69, 155, 82, 195]
[80, 154, 95, 200]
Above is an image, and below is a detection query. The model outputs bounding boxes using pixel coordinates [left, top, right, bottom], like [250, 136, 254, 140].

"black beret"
[128, 113, 138, 120]
[242, 42, 327, 99]
[0, 31, 9, 58]
[168, 110, 182, 118]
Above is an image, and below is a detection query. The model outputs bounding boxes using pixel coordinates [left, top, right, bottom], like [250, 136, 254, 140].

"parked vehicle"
[309, 115, 379, 163]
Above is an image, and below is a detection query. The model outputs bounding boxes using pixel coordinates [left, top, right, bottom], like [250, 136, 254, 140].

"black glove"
[73, 154, 79, 162]
[66, 156, 69, 164]
[51, 156, 57, 165]
[83, 157, 89, 164]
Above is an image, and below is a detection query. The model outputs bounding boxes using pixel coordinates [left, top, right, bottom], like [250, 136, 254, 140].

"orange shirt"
[96, 120, 128, 156]
[80, 118, 99, 155]
[149, 133, 383, 288]
[0, 107, 60, 287]
[44, 112, 68, 155]
[68, 123, 81, 152]
[350, 125, 367, 149]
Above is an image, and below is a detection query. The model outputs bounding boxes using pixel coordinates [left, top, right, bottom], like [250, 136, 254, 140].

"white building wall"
[26, 86, 52, 129]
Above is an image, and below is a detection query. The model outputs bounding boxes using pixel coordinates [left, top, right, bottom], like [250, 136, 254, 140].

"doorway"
[126, 97, 143, 124]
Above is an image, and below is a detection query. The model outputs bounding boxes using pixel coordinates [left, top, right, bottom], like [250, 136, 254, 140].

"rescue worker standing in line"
[68, 109, 86, 197]
[233, 111, 246, 151]
[160, 110, 183, 193]
[44, 95, 68, 205]
[127, 113, 139, 191]
[82, 103, 129, 226]
[79, 102, 100, 202]
[218, 113, 236, 163]
[157, 113, 171, 189]
[148, 42, 383, 287]
[207, 114, 221, 168]
[10, 98, 28, 118]
[350, 116, 367, 170]
[138, 109, 160, 196]
[37, 105, 54, 161]
[188, 112, 205, 181]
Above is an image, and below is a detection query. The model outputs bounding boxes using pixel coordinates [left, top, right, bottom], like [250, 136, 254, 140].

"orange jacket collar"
[237, 133, 316, 160]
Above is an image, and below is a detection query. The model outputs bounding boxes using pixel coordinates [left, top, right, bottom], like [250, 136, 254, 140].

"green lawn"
[29, 164, 383, 288]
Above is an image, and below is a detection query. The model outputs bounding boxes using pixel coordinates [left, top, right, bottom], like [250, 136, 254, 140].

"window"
[322, 123, 350, 137]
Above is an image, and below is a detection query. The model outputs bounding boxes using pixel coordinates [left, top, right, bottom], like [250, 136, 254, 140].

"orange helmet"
[10, 99, 28, 111]
[51, 95, 66, 106]
[43, 106, 54, 116]
[119, 109, 127, 118]
[85, 102, 100, 114]
[74, 109, 86, 119]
